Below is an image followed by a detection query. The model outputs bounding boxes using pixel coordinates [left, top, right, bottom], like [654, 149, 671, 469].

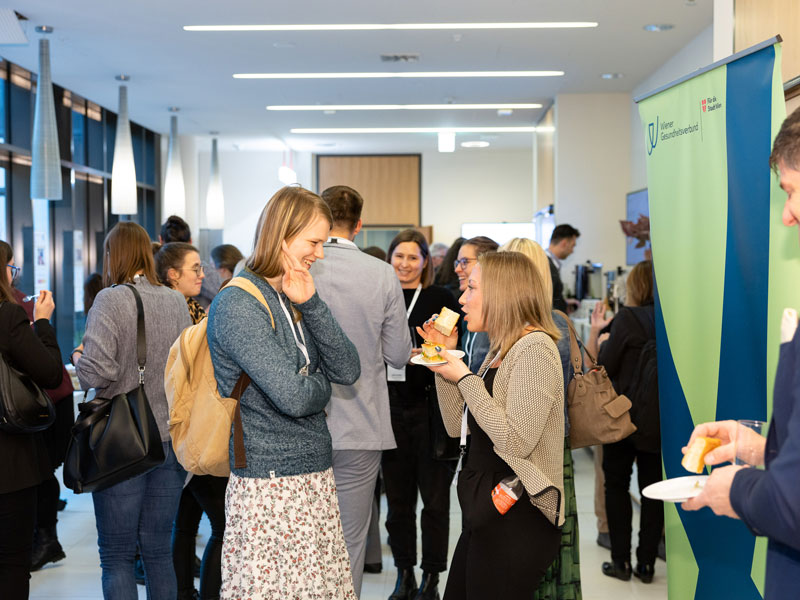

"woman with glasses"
[454, 237, 498, 373]
[0, 240, 63, 599]
[74, 222, 192, 600]
[383, 229, 461, 600]
[155, 242, 225, 600]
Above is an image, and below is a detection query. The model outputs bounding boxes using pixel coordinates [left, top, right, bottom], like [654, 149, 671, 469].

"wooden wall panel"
[317, 155, 420, 226]
[735, 0, 800, 83]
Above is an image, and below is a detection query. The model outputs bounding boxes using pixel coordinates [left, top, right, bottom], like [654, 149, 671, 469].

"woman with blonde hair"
[499, 237, 582, 599]
[207, 186, 361, 599]
[75, 222, 192, 599]
[419, 251, 565, 598]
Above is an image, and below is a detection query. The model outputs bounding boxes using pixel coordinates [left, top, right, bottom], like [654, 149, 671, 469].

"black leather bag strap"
[72, 397, 112, 434]
[120, 283, 147, 381]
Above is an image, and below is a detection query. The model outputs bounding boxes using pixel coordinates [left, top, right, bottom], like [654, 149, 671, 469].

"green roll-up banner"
[637, 39, 798, 599]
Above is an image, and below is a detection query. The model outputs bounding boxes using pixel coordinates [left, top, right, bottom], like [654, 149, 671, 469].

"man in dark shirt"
[546, 224, 580, 312]
[682, 107, 800, 598]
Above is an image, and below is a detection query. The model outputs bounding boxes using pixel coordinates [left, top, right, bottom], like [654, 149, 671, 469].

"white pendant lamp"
[206, 136, 225, 229]
[110, 76, 138, 214]
[163, 109, 186, 217]
[30, 26, 62, 201]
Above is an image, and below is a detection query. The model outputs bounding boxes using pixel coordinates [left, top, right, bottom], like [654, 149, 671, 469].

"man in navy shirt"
[683, 107, 800, 598]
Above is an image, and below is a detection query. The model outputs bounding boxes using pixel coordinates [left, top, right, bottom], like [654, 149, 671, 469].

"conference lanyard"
[387, 284, 423, 383]
[277, 293, 310, 376]
[464, 331, 476, 371]
[454, 354, 500, 483]
[406, 284, 422, 319]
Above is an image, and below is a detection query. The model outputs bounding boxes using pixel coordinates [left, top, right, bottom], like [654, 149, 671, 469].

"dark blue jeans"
[92, 441, 185, 600]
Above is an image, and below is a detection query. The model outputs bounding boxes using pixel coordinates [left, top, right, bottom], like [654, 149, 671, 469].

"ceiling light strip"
[267, 103, 542, 111]
[186, 22, 598, 32]
[236, 71, 563, 79]
[290, 127, 551, 134]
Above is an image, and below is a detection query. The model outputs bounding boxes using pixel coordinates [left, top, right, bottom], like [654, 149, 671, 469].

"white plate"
[642, 475, 708, 503]
[411, 350, 465, 366]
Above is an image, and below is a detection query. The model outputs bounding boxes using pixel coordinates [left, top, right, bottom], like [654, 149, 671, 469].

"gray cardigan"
[207, 269, 360, 479]
[76, 277, 191, 441]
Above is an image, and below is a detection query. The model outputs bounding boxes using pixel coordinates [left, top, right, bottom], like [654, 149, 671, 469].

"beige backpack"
[164, 277, 274, 476]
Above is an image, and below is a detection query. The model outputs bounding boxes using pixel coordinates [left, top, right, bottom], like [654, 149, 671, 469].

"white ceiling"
[1, 0, 712, 153]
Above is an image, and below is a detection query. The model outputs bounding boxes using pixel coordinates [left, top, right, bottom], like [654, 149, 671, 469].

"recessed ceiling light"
[290, 127, 541, 134]
[186, 22, 599, 32]
[497, 109, 513, 116]
[461, 141, 490, 148]
[600, 73, 624, 79]
[236, 71, 563, 79]
[643, 24, 674, 32]
[267, 103, 542, 111]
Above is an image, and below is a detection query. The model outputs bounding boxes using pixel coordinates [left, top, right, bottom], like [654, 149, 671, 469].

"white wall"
[421, 148, 534, 245]
[630, 25, 714, 190]
[554, 93, 631, 286]
[195, 149, 313, 256]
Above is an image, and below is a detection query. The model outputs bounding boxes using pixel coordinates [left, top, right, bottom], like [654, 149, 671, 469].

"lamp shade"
[163, 115, 186, 217]
[30, 37, 62, 200]
[110, 85, 137, 214]
[437, 131, 455, 152]
[206, 138, 224, 229]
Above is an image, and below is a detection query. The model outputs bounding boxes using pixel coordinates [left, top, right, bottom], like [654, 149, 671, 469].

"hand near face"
[281, 240, 315, 304]
[590, 302, 612, 331]
[416, 315, 458, 350]
[681, 464, 743, 518]
[425, 348, 471, 382]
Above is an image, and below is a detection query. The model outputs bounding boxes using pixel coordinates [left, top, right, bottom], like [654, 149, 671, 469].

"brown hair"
[102, 222, 161, 287]
[498, 237, 553, 305]
[320, 185, 364, 232]
[247, 186, 332, 279]
[770, 107, 800, 172]
[0, 240, 17, 304]
[211, 244, 244, 273]
[386, 229, 434, 288]
[479, 251, 560, 359]
[626, 260, 654, 307]
[462, 235, 499, 257]
[154, 242, 199, 289]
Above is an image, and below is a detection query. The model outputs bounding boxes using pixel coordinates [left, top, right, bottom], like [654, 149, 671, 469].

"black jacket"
[0, 301, 63, 494]
[549, 257, 567, 313]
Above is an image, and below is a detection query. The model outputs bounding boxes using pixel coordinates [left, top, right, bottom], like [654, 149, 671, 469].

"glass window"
[131, 123, 143, 184]
[72, 99, 86, 165]
[32, 197, 50, 293]
[9, 65, 32, 151]
[0, 165, 6, 240]
[86, 103, 103, 171]
[0, 61, 7, 144]
[144, 131, 156, 186]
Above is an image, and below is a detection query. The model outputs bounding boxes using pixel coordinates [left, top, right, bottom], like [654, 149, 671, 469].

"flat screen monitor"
[626, 188, 649, 266]
[460, 222, 536, 247]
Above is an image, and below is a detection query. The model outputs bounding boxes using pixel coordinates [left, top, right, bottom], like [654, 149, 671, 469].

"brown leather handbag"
[556, 311, 637, 449]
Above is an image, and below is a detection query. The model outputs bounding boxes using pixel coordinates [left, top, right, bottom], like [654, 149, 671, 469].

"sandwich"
[420, 341, 445, 362]
[432, 306, 460, 336]
[681, 436, 722, 474]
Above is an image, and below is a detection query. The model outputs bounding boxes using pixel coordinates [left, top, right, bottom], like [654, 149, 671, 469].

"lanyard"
[277, 293, 310, 375]
[464, 331, 476, 370]
[406, 284, 422, 319]
[455, 353, 500, 481]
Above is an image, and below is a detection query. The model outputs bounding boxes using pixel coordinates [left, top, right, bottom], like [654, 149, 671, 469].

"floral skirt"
[221, 469, 356, 600]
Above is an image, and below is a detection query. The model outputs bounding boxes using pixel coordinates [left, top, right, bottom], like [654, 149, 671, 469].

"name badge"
[387, 365, 406, 382]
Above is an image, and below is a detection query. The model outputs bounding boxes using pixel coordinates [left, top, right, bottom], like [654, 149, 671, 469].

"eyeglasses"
[181, 265, 204, 277]
[6, 264, 20, 281]
[453, 257, 477, 270]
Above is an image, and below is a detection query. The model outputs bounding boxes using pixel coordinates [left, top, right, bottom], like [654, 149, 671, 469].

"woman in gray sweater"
[75, 222, 191, 600]
[208, 186, 360, 599]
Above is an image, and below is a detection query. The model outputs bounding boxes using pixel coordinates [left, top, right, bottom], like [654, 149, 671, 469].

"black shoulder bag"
[0, 303, 56, 433]
[63, 284, 165, 493]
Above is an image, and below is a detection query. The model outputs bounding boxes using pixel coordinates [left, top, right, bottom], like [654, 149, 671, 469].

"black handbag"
[0, 304, 56, 433]
[427, 385, 460, 461]
[63, 284, 165, 494]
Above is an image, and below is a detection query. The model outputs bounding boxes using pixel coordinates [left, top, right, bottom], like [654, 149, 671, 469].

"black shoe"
[414, 572, 440, 600]
[364, 562, 383, 574]
[634, 563, 655, 584]
[30, 526, 66, 571]
[389, 567, 417, 600]
[57, 498, 67, 512]
[194, 554, 202, 578]
[134, 554, 145, 585]
[602, 560, 632, 581]
[596, 532, 611, 550]
[657, 538, 666, 561]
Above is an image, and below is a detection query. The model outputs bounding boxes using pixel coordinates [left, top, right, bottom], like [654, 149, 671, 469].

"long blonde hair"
[498, 237, 553, 306]
[480, 251, 560, 359]
[247, 186, 332, 279]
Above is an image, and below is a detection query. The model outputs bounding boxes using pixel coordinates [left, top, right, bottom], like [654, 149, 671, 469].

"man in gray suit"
[311, 185, 412, 597]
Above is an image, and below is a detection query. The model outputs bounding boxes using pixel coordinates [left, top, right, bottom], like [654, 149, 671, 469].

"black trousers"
[444, 469, 560, 599]
[382, 400, 455, 573]
[172, 475, 228, 600]
[602, 438, 664, 565]
[0, 485, 37, 600]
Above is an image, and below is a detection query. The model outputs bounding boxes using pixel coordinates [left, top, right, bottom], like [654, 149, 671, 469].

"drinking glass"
[734, 420, 768, 468]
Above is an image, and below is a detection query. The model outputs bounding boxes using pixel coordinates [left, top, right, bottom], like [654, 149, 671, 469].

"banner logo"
[647, 116, 659, 155]
[702, 98, 707, 112]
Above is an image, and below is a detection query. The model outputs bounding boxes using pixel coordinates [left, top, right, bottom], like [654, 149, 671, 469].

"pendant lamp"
[206, 136, 224, 229]
[30, 26, 61, 200]
[110, 76, 137, 214]
[163, 110, 186, 217]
